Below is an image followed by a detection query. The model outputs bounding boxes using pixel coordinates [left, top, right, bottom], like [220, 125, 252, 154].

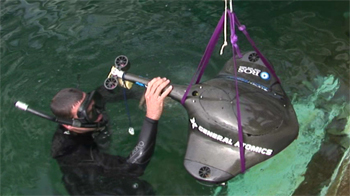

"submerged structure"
[104, 51, 299, 184]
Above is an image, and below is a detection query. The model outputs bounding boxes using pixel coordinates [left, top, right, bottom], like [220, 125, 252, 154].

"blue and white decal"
[238, 66, 261, 77]
[260, 71, 270, 80]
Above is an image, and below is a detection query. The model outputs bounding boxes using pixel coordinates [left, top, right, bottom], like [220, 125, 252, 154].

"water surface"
[1, 0, 349, 195]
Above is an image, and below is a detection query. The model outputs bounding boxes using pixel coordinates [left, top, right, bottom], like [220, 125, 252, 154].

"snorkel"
[14, 91, 108, 129]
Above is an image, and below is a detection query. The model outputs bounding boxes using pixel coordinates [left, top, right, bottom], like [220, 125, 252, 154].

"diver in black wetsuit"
[50, 77, 173, 195]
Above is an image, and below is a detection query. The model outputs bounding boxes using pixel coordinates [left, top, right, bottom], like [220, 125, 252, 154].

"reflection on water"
[1, 1, 349, 195]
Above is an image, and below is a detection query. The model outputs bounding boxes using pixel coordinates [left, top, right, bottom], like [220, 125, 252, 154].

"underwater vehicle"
[104, 52, 299, 184]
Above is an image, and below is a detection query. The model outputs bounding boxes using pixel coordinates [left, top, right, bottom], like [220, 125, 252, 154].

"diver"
[50, 77, 172, 195]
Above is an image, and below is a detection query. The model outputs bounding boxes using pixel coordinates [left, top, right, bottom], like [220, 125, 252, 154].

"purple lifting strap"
[180, 11, 247, 173]
[228, 10, 246, 173]
[180, 13, 225, 105]
[181, 10, 280, 173]
[232, 11, 281, 83]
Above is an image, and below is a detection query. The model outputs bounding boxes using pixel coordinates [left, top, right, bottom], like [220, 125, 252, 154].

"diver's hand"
[145, 77, 172, 120]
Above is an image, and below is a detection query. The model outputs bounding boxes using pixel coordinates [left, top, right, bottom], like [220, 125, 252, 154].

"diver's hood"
[180, 51, 299, 183]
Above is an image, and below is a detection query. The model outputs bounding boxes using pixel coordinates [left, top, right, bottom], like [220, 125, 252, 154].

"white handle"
[15, 101, 29, 111]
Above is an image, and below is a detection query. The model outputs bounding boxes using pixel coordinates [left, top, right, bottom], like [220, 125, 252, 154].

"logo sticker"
[238, 66, 261, 77]
[190, 117, 233, 145]
[234, 141, 273, 156]
[260, 71, 270, 80]
[190, 117, 274, 156]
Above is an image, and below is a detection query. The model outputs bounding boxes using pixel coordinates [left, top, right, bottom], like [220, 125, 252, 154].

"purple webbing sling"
[233, 12, 281, 83]
[180, 13, 225, 105]
[228, 10, 246, 173]
[181, 9, 281, 173]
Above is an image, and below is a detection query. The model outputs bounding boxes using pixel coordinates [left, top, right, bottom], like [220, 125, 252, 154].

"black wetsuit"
[51, 88, 156, 195]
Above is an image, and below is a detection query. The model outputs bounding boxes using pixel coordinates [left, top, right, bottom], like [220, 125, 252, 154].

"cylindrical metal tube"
[122, 73, 187, 102]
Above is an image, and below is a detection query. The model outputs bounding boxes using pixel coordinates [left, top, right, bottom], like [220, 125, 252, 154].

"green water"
[1, 0, 349, 195]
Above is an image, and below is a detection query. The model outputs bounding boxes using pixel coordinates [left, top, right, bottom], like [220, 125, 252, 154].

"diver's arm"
[126, 117, 158, 169]
[126, 78, 172, 169]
